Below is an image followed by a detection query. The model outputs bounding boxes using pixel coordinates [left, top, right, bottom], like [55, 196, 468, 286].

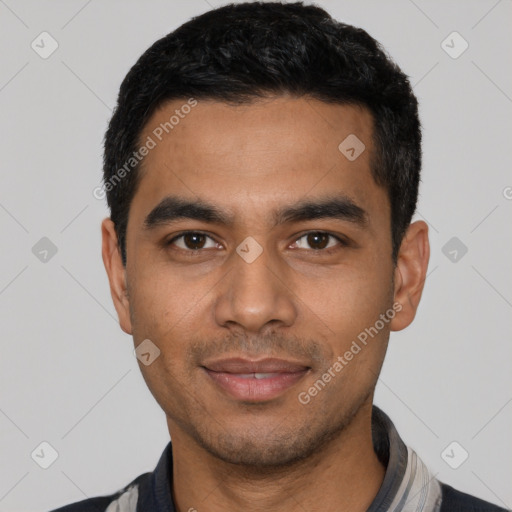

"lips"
[202, 357, 310, 402]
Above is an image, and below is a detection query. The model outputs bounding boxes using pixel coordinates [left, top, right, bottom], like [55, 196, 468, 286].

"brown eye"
[293, 232, 343, 251]
[306, 232, 329, 250]
[168, 232, 217, 251]
[182, 233, 206, 249]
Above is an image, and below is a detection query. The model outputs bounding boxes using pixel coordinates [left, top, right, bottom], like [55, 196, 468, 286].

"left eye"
[291, 232, 344, 251]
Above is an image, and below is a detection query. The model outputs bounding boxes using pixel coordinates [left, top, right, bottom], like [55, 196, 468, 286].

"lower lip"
[204, 368, 309, 402]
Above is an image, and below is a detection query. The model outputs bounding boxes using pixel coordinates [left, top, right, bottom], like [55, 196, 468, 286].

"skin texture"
[102, 95, 430, 512]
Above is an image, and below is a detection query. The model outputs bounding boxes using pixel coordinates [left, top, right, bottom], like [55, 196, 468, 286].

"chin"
[186, 415, 350, 470]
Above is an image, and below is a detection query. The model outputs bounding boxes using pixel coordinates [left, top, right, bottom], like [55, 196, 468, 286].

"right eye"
[166, 231, 220, 252]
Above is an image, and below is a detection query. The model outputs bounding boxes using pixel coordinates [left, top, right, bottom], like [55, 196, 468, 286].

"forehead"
[131, 95, 388, 229]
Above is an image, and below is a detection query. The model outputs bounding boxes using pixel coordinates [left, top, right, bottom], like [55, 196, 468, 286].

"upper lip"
[202, 357, 310, 374]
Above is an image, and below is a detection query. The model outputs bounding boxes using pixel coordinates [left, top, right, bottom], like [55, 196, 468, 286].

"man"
[52, 2, 507, 511]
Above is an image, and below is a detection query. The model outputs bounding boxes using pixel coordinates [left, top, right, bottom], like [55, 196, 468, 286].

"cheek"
[302, 274, 392, 402]
[296, 265, 392, 344]
[128, 266, 187, 344]
[128, 263, 220, 377]
[129, 269, 201, 409]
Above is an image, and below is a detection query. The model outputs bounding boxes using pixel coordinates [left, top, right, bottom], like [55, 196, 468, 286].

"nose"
[213, 243, 297, 334]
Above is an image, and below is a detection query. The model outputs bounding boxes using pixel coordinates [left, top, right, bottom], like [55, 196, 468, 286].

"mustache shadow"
[187, 331, 329, 369]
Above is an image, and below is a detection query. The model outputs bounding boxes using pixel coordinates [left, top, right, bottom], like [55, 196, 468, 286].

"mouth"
[201, 357, 311, 402]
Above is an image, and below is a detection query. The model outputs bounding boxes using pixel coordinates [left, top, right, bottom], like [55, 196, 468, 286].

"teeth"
[254, 373, 276, 379]
[234, 373, 277, 379]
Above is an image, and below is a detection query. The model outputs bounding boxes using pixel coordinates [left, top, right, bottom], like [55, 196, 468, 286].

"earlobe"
[390, 220, 430, 332]
[101, 218, 133, 335]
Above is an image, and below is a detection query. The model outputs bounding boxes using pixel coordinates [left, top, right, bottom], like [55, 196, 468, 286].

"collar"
[368, 406, 442, 511]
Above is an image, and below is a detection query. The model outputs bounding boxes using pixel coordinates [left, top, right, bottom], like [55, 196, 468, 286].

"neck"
[169, 401, 386, 512]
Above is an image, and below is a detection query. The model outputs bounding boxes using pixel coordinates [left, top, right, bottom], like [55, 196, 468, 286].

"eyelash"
[166, 231, 348, 256]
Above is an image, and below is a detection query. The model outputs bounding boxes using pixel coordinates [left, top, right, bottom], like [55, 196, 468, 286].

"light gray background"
[1, 0, 511, 510]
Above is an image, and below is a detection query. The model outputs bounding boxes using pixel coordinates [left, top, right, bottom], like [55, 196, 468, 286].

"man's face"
[111, 96, 400, 467]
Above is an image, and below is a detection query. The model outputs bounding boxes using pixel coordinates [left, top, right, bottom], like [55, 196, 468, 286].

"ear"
[390, 220, 430, 332]
[101, 218, 133, 334]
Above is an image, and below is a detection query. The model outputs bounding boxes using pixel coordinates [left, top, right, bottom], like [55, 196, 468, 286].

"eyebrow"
[143, 194, 369, 230]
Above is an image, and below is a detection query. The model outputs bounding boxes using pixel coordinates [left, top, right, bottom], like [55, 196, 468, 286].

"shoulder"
[440, 482, 509, 512]
[49, 472, 150, 512]
[49, 495, 114, 512]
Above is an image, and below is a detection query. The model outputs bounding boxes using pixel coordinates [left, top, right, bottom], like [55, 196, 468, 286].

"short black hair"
[103, 1, 421, 266]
